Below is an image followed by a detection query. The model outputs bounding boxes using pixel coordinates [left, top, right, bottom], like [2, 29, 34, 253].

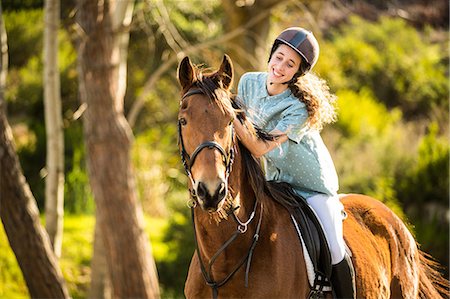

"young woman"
[233, 27, 356, 299]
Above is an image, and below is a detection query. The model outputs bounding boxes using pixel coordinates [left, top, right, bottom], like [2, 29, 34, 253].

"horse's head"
[177, 55, 236, 212]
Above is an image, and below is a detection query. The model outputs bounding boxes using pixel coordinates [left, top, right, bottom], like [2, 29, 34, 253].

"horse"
[176, 54, 448, 299]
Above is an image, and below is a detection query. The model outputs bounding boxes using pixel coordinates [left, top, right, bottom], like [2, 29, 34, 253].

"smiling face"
[267, 43, 302, 85]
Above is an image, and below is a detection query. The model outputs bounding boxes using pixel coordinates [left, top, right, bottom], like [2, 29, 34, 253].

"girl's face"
[267, 44, 301, 84]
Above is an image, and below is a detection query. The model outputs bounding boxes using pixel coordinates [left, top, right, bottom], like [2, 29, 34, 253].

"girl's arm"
[233, 118, 288, 158]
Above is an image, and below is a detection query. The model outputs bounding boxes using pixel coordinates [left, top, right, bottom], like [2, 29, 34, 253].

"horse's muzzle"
[195, 180, 228, 212]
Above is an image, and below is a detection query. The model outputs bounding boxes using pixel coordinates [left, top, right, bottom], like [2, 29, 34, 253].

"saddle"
[268, 182, 333, 295]
[291, 195, 333, 296]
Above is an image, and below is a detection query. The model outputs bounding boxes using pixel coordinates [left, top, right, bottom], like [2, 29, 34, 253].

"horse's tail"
[418, 250, 449, 299]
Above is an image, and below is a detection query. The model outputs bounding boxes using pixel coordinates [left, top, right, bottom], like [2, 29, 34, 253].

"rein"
[179, 88, 263, 298]
[191, 202, 263, 299]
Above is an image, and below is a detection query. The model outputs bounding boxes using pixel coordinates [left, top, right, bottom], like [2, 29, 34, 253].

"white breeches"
[306, 193, 346, 265]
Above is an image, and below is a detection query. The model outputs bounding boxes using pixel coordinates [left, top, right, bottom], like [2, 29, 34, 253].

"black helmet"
[269, 27, 320, 75]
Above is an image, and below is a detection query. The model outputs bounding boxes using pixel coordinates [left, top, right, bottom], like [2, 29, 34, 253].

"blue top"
[237, 72, 339, 199]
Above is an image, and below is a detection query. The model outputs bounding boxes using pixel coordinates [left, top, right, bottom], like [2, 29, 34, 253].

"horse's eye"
[179, 118, 187, 126]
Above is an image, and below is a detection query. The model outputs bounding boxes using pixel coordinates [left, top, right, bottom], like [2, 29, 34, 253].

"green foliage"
[59, 215, 95, 299]
[325, 85, 449, 269]
[0, 226, 28, 299]
[399, 122, 450, 270]
[328, 88, 415, 215]
[0, 215, 95, 299]
[127, 0, 222, 107]
[156, 207, 194, 298]
[4, 9, 43, 67]
[65, 143, 94, 214]
[7, 57, 46, 210]
[317, 16, 448, 119]
[156, 0, 221, 42]
[133, 123, 186, 216]
[334, 88, 402, 138]
[7, 55, 43, 115]
[398, 122, 449, 206]
[411, 216, 449, 276]
[316, 17, 449, 268]
[399, 123, 450, 230]
[5, 8, 82, 212]
[0, 214, 190, 299]
[15, 121, 46, 209]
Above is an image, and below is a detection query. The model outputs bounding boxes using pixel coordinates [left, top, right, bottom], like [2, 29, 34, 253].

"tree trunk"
[221, 0, 280, 76]
[43, 0, 64, 259]
[76, 1, 160, 298]
[0, 3, 69, 297]
[88, 214, 112, 299]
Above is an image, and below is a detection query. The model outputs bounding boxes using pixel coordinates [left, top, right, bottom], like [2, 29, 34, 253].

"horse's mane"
[188, 66, 305, 211]
[183, 67, 234, 117]
[234, 114, 304, 212]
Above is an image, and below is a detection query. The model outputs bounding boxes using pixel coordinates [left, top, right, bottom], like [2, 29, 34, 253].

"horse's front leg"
[185, 253, 210, 299]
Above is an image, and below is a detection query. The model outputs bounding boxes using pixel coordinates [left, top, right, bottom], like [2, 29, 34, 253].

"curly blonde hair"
[287, 72, 337, 131]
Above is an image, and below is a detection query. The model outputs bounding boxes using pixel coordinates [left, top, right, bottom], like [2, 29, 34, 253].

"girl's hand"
[233, 118, 287, 158]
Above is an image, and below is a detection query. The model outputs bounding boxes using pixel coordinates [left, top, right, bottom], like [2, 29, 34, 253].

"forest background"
[0, 0, 448, 298]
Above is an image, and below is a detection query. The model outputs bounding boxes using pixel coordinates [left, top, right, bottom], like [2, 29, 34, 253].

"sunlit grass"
[60, 215, 94, 299]
[0, 214, 170, 298]
[0, 224, 28, 299]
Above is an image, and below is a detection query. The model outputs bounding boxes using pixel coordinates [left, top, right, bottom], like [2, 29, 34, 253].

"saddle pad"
[291, 214, 332, 292]
[291, 196, 332, 279]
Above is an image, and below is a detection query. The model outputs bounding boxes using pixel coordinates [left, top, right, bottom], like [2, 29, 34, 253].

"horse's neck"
[194, 153, 258, 260]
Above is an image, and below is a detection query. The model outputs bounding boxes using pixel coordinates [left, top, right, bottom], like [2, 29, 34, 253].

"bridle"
[177, 88, 235, 201]
[178, 87, 263, 299]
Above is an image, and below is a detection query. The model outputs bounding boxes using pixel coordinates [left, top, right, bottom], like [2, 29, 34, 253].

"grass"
[0, 214, 170, 299]
[60, 215, 95, 299]
[0, 224, 28, 299]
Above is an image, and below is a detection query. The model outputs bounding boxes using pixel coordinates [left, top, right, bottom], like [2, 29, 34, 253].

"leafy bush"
[396, 123, 449, 268]
[317, 16, 448, 120]
[4, 9, 43, 68]
[333, 88, 402, 138]
[316, 18, 449, 262]
[133, 123, 186, 217]
[318, 21, 449, 266]
[65, 144, 94, 214]
[398, 123, 450, 276]
[323, 88, 417, 217]
[5, 8, 82, 212]
[156, 207, 194, 298]
[398, 123, 449, 206]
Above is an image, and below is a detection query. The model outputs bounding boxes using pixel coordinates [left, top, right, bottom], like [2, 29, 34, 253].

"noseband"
[177, 88, 235, 200]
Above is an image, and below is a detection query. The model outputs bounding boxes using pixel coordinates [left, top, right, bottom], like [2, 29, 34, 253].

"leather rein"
[178, 88, 263, 298]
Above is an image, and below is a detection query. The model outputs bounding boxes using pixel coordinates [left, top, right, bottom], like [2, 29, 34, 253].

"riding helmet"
[269, 27, 320, 75]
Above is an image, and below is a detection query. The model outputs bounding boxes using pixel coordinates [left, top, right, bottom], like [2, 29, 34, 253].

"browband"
[182, 88, 204, 101]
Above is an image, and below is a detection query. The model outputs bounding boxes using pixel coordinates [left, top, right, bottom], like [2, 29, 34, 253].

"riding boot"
[331, 253, 356, 299]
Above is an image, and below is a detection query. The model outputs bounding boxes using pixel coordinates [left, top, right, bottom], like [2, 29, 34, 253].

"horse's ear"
[218, 54, 233, 90]
[177, 56, 196, 90]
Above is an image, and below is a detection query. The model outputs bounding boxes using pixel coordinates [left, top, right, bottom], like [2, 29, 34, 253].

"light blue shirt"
[237, 72, 339, 199]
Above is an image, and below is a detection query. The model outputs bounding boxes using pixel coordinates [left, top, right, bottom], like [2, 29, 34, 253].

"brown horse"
[177, 55, 448, 299]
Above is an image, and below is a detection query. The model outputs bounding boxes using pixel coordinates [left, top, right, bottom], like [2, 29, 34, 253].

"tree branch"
[127, 0, 290, 127]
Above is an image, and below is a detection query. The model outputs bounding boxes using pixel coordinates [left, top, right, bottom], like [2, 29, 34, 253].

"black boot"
[331, 253, 356, 299]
